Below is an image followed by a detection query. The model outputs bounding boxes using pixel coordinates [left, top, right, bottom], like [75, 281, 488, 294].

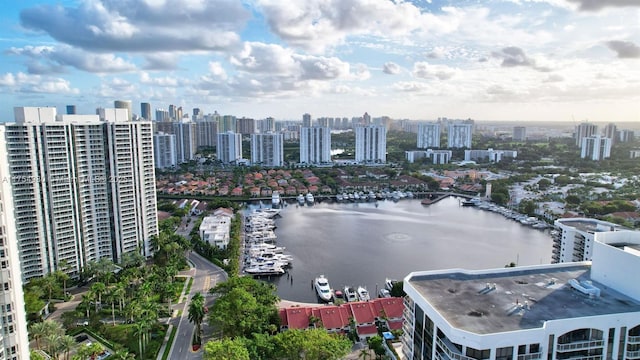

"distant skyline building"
[299, 126, 331, 164]
[114, 100, 132, 121]
[236, 117, 256, 135]
[257, 117, 276, 133]
[405, 150, 452, 164]
[464, 148, 517, 163]
[417, 122, 441, 149]
[217, 131, 243, 164]
[3, 107, 158, 280]
[153, 132, 177, 169]
[155, 108, 169, 122]
[0, 128, 30, 360]
[173, 121, 197, 163]
[355, 125, 386, 163]
[581, 135, 612, 161]
[66, 105, 76, 114]
[513, 126, 527, 141]
[603, 123, 617, 143]
[575, 122, 598, 146]
[196, 120, 218, 148]
[447, 122, 473, 148]
[302, 113, 312, 127]
[140, 102, 151, 121]
[220, 115, 237, 133]
[251, 132, 284, 167]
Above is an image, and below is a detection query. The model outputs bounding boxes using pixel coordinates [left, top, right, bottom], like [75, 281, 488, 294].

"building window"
[496, 346, 513, 360]
[530, 343, 540, 353]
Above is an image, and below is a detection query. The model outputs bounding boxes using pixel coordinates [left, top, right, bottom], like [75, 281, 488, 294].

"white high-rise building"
[173, 121, 197, 163]
[300, 127, 331, 164]
[0, 127, 30, 360]
[153, 132, 177, 169]
[251, 132, 284, 167]
[581, 136, 612, 161]
[513, 126, 527, 142]
[195, 120, 218, 148]
[302, 113, 312, 127]
[403, 222, 640, 360]
[355, 125, 386, 163]
[447, 123, 473, 148]
[217, 131, 243, 164]
[575, 122, 598, 146]
[417, 122, 441, 149]
[2, 107, 158, 280]
[552, 218, 624, 263]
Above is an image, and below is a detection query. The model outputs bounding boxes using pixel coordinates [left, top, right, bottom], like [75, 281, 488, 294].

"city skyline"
[0, 0, 639, 122]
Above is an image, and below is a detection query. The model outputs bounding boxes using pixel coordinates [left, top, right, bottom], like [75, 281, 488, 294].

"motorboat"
[357, 286, 370, 301]
[306, 193, 315, 205]
[246, 243, 285, 253]
[385, 278, 398, 291]
[336, 193, 343, 202]
[244, 264, 285, 276]
[271, 191, 281, 208]
[343, 286, 358, 302]
[297, 194, 305, 205]
[314, 275, 332, 302]
[378, 288, 391, 298]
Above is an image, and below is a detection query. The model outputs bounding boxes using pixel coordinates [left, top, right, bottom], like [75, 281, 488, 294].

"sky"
[1, 0, 639, 122]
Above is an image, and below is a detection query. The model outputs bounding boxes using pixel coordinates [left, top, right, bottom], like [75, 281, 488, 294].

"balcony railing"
[627, 350, 640, 359]
[436, 338, 476, 360]
[628, 335, 640, 344]
[556, 340, 604, 352]
[517, 352, 542, 360]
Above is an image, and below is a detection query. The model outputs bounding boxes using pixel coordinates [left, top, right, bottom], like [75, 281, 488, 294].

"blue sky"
[1, 0, 639, 122]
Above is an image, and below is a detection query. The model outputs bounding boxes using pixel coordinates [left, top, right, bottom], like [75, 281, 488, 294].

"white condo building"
[355, 125, 386, 163]
[299, 126, 331, 165]
[2, 107, 158, 280]
[153, 132, 177, 169]
[513, 126, 527, 142]
[581, 136, 612, 161]
[405, 150, 452, 164]
[464, 149, 518, 163]
[448, 123, 473, 148]
[0, 127, 29, 360]
[174, 121, 197, 163]
[195, 120, 218, 148]
[417, 123, 441, 148]
[251, 132, 284, 167]
[552, 218, 624, 263]
[575, 123, 598, 147]
[217, 131, 243, 164]
[403, 223, 640, 360]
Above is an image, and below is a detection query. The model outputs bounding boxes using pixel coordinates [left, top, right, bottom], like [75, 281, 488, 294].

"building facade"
[464, 149, 518, 163]
[417, 123, 441, 149]
[217, 131, 243, 164]
[551, 218, 624, 263]
[299, 127, 331, 165]
[140, 102, 151, 121]
[580, 136, 612, 161]
[195, 120, 218, 148]
[513, 126, 527, 142]
[355, 125, 386, 163]
[403, 226, 640, 360]
[2, 107, 158, 280]
[251, 133, 284, 167]
[447, 123, 473, 148]
[153, 132, 177, 169]
[0, 127, 30, 360]
[575, 122, 598, 146]
[405, 150, 452, 164]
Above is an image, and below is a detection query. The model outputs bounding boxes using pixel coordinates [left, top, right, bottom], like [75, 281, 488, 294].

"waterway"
[251, 197, 553, 303]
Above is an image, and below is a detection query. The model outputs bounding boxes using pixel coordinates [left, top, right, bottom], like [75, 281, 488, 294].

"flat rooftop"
[557, 218, 624, 233]
[408, 264, 640, 334]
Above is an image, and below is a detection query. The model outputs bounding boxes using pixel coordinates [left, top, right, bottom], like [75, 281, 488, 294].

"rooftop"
[408, 264, 640, 335]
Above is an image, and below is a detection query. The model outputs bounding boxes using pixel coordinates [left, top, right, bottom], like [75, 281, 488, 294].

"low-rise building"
[199, 212, 233, 249]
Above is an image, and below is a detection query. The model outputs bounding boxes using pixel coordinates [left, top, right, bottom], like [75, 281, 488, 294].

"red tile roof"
[279, 307, 312, 329]
[356, 324, 378, 336]
[311, 305, 351, 330]
[347, 302, 377, 325]
[372, 298, 404, 320]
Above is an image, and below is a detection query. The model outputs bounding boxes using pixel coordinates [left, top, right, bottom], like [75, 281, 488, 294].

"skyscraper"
[300, 127, 331, 164]
[302, 113, 312, 127]
[575, 122, 597, 146]
[66, 105, 76, 114]
[3, 107, 158, 280]
[0, 127, 30, 360]
[114, 100, 132, 121]
[513, 126, 527, 142]
[581, 135, 612, 161]
[140, 102, 151, 121]
[447, 122, 473, 148]
[196, 120, 218, 148]
[173, 121, 197, 163]
[355, 125, 386, 163]
[217, 131, 243, 164]
[153, 132, 177, 169]
[251, 132, 284, 167]
[417, 122, 441, 148]
[236, 117, 256, 135]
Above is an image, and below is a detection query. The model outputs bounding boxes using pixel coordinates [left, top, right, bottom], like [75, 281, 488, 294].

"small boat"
[343, 286, 358, 302]
[336, 194, 343, 202]
[378, 288, 391, 298]
[306, 193, 315, 205]
[357, 286, 370, 301]
[334, 289, 343, 299]
[314, 275, 332, 302]
[297, 194, 305, 205]
[271, 191, 281, 208]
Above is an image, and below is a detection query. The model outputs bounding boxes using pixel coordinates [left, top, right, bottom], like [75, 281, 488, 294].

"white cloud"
[0, 72, 79, 94]
[8, 45, 136, 73]
[140, 72, 181, 86]
[412, 62, 460, 80]
[383, 62, 401, 75]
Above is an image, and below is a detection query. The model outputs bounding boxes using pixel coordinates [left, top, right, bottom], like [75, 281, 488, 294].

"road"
[168, 217, 228, 360]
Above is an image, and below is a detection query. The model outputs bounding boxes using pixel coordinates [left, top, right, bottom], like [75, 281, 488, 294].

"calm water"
[250, 197, 553, 303]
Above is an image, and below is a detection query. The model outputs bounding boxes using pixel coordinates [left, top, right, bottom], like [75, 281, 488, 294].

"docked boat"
[357, 286, 370, 301]
[306, 193, 315, 205]
[246, 243, 285, 253]
[378, 288, 391, 298]
[343, 286, 358, 302]
[314, 275, 332, 302]
[297, 194, 305, 205]
[385, 278, 398, 291]
[336, 193, 343, 202]
[245, 264, 285, 276]
[271, 191, 281, 208]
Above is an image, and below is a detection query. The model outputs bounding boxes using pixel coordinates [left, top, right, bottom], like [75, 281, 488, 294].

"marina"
[252, 196, 553, 303]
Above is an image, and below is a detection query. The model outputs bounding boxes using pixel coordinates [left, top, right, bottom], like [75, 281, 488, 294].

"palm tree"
[59, 335, 76, 360]
[187, 292, 205, 344]
[81, 291, 95, 318]
[112, 282, 126, 313]
[41, 273, 59, 303]
[44, 333, 61, 359]
[28, 322, 47, 350]
[106, 287, 117, 325]
[132, 322, 145, 356]
[91, 281, 106, 310]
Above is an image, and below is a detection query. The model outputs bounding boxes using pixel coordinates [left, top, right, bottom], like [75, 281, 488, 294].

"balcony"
[517, 353, 542, 360]
[628, 335, 640, 345]
[627, 350, 640, 359]
[436, 337, 476, 360]
[555, 340, 604, 352]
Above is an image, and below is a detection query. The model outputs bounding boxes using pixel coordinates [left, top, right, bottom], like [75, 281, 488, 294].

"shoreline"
[278, 299, 326, 309]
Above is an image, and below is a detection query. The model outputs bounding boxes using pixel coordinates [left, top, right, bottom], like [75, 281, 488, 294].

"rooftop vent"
[568, 279, 601, 298]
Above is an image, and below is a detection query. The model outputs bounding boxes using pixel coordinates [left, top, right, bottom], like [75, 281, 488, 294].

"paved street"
[167, 251, 227, 360]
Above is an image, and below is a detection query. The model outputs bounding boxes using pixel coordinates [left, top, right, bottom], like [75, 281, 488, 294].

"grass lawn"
[99, 323, 168, 360]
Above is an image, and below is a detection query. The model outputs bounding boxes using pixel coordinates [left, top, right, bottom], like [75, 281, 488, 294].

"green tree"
[59, 335, 76, 360]
[204, 338, 250, 360]
[210, 287, 260, 338]
[367, 335, 386, 359]
[188, 292, 206, 344]
[270, 328, 352, 360]
[91, 282, 106, 311]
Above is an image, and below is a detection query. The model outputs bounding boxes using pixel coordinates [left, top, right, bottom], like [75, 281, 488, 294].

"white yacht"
[314, 275, 332, 302]
[343, 286, 358, 302]
[378, 288, 391, 298]
[297, 194, 305, 205]
[385, 278, 398, 291]
[357, 286, 370, 301]
[245, 264, 285, 276]
[306, 193, 315, 205]
[271, 191, 281, 208]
